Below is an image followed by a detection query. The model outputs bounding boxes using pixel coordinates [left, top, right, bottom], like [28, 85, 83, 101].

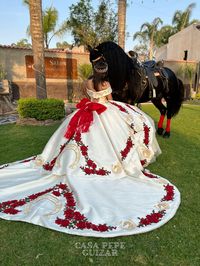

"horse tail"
[170, 78, 184, 117]
[165, 68, 184, 117]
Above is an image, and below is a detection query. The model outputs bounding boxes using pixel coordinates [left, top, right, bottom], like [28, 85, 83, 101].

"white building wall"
[155, 24, 200, 62]
[155, 44, 167, 61]
[191, 25, 200, 61]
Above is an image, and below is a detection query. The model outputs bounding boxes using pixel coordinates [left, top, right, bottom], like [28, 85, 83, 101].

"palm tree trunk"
[149, 35, 154, 60]
[29, 0, 47, 99]
[44, 33, 48, 49]
[118, 0, 126, 49]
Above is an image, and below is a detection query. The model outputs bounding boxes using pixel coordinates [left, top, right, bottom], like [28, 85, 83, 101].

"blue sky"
[0, 0, 199, 51]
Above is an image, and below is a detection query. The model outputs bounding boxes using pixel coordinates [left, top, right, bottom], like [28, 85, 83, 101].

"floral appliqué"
[138, 210, 166, 227]
[0, 156, 36, 170]
[137, 176, 175, 227]
[74, 132, 111, 176]
[110, 102, 129, 113]
[43, 142, 69, 171]
[143, 123, 150, 147]
[0, 183, 116, 232]
[125, 103, 143, 115]
[161, 184, 175, 201]
[120, 137, 134, 161]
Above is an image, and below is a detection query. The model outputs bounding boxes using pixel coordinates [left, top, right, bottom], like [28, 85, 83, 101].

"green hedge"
[17, 98, 65, 121]
[195, 93, 200, 100]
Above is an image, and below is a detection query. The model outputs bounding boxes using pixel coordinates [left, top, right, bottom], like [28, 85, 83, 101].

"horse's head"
[88, 42, 143, 103]
[128, 50, 142, 69]
[88, 46, 109, 83]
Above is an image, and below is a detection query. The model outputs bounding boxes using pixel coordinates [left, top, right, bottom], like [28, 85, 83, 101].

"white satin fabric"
[0, 89, 180, 237]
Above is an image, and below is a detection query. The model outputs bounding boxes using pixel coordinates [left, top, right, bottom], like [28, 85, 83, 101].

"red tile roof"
[0, 44, 89, 55]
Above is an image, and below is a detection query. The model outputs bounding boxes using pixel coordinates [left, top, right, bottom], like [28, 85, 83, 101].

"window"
[183, 50, 188, 61]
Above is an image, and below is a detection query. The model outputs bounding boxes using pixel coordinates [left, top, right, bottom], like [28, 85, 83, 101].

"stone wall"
[0, 45, 90, 101]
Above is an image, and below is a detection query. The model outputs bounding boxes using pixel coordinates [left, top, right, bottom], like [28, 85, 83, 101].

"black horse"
[89, 41, 184, 138]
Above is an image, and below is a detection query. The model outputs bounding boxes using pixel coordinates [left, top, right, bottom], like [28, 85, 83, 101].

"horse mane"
[94, 42, 133, 92]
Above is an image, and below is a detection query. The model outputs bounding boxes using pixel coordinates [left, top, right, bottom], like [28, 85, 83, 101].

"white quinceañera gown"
[0, 87, 180, 237]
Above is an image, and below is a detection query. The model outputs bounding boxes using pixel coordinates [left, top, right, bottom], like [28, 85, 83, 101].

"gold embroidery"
[156, 201, 170, 210]
[120, 220, 137, 230]
[139, 147, 153, 160]
[24, 194, 62, 217]
[134, 118, 143, 131]
[142, 148, 152, 159]
[157, 178, 168, 185]
[139, 115, 146, 122]
[129, 128, 135, 136]
[126, 114, 133, 124]
[34, 155, 44, 166]
[51, 174, 66, 178]
[56, 144, 80, 169]
[112, 162, 123, 174]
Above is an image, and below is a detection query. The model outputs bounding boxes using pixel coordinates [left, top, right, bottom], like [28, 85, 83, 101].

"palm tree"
[156, 25, 175, 47]
[118, 0, 127, 49]
[28, 0, 47, 99]
[42, 7, 69, 49]
[172, 2, 198, 32]
[133, 17, 163, 60]
[42, 6, 58, 49]
[25, 2, 69, 49]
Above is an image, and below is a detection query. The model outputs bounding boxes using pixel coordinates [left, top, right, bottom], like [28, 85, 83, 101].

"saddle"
[129, 51, 169, 99]
[142, 60, 169, 98]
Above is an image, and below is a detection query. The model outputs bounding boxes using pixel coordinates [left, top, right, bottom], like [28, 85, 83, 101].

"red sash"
[64, 98, 107, 139]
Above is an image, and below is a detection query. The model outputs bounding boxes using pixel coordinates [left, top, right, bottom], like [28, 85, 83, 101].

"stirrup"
[149, 89, 156, 99]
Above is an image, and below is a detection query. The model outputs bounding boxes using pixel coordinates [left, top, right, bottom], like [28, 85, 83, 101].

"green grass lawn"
[0, 104, 199, 266]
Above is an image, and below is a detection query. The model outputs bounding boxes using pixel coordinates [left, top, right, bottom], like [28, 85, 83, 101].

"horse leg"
[151, 98, 167, 135]
[163, 108, 171, 138]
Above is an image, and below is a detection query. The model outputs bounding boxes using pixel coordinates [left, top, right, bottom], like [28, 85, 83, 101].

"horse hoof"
[157, 128, 164, 135]
[163, 131, 170, 138]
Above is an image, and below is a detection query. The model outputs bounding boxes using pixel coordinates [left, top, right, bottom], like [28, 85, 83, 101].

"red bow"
[64, 98, 107, 139]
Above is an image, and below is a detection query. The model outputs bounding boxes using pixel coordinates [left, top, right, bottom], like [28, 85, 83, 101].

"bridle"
[91, 54, 108, 74]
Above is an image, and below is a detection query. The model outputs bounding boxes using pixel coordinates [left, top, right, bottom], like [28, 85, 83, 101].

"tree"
[177, 63, 196, 97]
[172, 2, 198, 33]
[155, 25, 175, 47]
[94, 1, 117, 44]
[28, 0, 47, 99]
[118, 0, 127, 49]
[133, 42, 149, 61]
[25, 2, 69, 48]
[67, 0, 117, 47]
[152, 3, 199, 48]
[133, 17, 163, 59]
[42, 6, 58, 49]
[56, 41, 71, 49]
[42, 7, 69, 49]
[15, 38, 32, 48]
[155, 3, 199, 47]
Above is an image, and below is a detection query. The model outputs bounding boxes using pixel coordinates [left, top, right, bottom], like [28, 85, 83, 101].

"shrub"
[0, 64, 7, 81]
[195, 93, 200, 100]
[78, 64, 93, 80]
[17, 98, 65, 121]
